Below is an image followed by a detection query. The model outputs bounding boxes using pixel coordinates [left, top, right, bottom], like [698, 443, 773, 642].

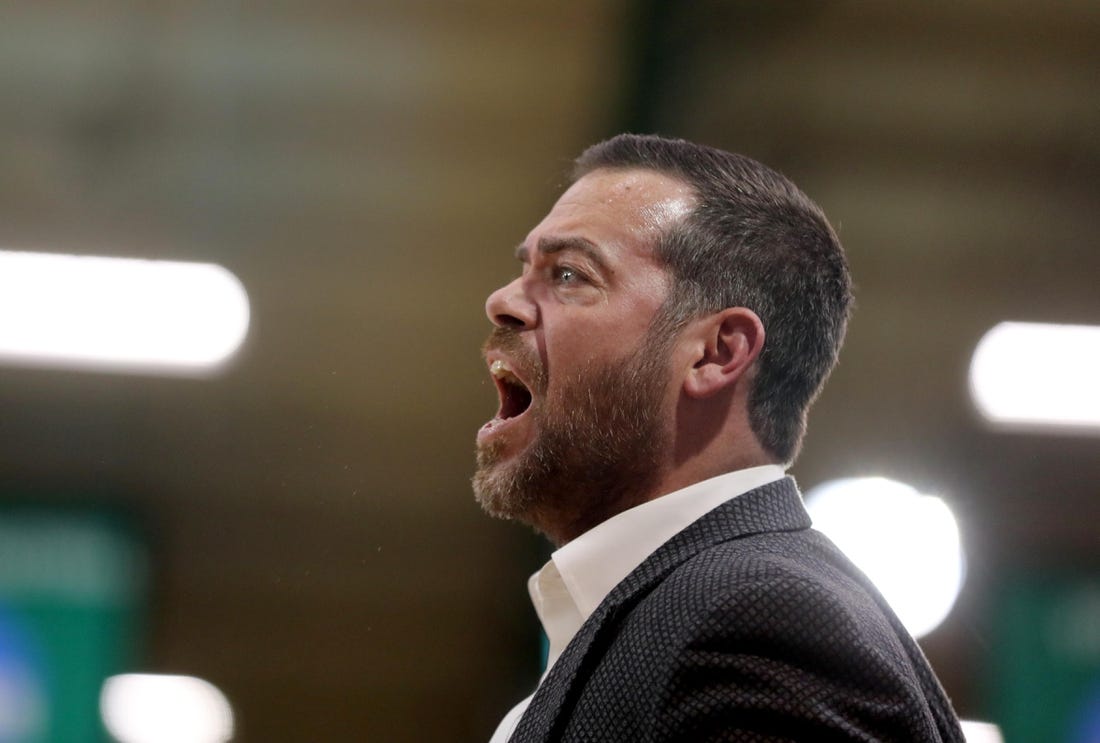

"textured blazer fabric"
[510, 478, 965, 743]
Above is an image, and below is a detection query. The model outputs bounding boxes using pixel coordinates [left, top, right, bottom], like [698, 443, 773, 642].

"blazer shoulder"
[556, 528, 965, 742]
[615, 531, 959, 741]
[644, 528, 908, 658]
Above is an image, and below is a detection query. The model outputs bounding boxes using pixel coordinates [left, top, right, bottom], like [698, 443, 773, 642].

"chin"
[472, 446, 531, 521]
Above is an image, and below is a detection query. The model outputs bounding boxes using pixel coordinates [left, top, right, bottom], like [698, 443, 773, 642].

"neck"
[538, 441, 775, 547]
[665, 390, 776, 500]
[652, 441, 776, 505]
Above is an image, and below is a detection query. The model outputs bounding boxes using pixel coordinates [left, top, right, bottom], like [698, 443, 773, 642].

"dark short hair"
[574, 134, 852, 464]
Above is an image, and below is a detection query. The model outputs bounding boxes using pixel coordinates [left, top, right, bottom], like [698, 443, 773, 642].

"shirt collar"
[528, 464, 786, 672]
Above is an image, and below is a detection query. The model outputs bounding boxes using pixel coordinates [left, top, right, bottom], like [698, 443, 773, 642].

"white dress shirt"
[488, 464, 787, 743]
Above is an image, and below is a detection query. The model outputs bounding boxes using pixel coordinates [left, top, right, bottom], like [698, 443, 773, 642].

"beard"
[472, 323, 675, 544]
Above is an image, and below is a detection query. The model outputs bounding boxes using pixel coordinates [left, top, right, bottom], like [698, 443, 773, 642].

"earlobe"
[682, 308, 765, 399]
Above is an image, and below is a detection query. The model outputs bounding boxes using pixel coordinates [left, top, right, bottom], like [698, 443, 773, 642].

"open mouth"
[490, 359, 533, 420]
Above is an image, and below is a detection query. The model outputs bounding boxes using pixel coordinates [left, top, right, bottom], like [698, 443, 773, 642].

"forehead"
[524, 168, 696, 262]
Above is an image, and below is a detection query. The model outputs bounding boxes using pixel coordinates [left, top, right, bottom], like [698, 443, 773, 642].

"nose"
[485, 277, 537, 329]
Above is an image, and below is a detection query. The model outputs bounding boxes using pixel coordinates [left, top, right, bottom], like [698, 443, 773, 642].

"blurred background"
[0, 1, 1097, 741]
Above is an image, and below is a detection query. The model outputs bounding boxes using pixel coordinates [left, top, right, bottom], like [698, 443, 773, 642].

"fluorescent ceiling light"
[970, 322, 1100, 430]
[0, 250, 249, 376]
[805, 477, 965, 639]
[100, 674, 234, 743]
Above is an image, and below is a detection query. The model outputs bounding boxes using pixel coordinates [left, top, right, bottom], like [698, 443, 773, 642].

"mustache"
[482, 327, 546, 391]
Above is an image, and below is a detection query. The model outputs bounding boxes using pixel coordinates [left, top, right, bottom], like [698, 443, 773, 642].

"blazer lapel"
[510, 477, 811, 742]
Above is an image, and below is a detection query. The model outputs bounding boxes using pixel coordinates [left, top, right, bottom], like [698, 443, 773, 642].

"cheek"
[539, 332, 599, 400]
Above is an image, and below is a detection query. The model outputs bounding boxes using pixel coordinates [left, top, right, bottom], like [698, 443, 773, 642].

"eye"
[552, 264, 585, 285]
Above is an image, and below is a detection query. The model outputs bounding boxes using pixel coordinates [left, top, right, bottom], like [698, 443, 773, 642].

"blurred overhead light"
[100, 674, 234, 743]
[805, 477, 964, 639]
[0, 250, 249, 376]
[960, 720, 1004, 743]
[970, 322, 1100, 430]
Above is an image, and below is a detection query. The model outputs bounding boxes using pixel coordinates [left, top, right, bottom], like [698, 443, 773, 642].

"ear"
[682, 307, 765, 399]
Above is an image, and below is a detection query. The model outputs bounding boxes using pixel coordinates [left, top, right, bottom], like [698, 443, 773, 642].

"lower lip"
[477, 417, 507, 445]
[477, 409, 530, 445]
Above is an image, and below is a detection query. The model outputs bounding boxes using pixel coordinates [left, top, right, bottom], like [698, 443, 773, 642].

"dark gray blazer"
[509, 477, 965, 742]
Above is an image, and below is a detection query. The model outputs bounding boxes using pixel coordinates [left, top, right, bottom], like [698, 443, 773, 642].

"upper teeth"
[490, 360, 519, 384]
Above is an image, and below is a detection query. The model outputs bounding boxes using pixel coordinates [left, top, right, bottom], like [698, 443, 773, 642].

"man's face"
[472, 168, 696, 543]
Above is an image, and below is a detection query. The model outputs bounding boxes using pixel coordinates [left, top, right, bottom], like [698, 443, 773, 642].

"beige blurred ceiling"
[0, 2, 1097, 740]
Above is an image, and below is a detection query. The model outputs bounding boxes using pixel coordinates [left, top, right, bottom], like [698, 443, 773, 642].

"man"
[473, 134, 964, 742]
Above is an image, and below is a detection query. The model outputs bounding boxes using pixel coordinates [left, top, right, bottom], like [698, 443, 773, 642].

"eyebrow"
[514, 236, 611, 274]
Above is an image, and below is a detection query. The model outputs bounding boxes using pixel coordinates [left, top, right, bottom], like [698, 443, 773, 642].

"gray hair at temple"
[573, 134, 853, 465]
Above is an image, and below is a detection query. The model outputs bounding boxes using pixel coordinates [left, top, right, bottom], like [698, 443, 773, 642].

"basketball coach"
[473, 134, 965, 742]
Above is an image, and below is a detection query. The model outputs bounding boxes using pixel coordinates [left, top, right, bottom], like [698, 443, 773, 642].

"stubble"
[472, 325, 675, 544]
